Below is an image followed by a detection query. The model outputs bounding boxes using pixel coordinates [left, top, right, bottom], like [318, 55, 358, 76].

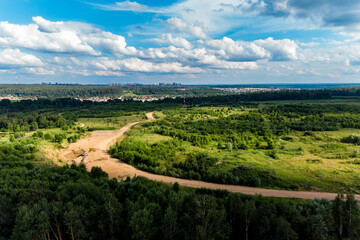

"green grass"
[78, 115, 145, 130]
[121, 107, 360, 193]
[162, 106, 248, 122]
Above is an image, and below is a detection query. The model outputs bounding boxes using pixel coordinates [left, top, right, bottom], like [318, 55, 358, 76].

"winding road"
[56, 112, 360, 201]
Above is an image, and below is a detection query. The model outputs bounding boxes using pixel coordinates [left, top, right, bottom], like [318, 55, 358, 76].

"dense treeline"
[0, 88, 347, 115]
[0, 97, 252, 121]
[330, 87, 360, 96]
[149, 105, 360, 150]
[0, 113, 72, 132]
[146, 109, 280, 149]
[130, 86, 223, 96]
[0, 85, 128, 98]
[1, 139, 360, 240]
[0, 98, 175, 121]
[3, 85, 360, 103]
[0, 87, 357, 118]
[0, 96, 249, 116]
[0, 85, 223, 98]
[262, 104, 360, 115]
[0, 98, 88, 114]
[261, 104, 360, 131]
[169, 87, 360, 105]
[168, 89, 332, 106]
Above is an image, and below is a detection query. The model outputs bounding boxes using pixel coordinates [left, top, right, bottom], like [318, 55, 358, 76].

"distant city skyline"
[0, 0, 360, 84]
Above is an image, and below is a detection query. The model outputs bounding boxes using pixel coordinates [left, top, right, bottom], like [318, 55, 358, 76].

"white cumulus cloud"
[0, 49, 43, 68]
[119, 58, 204, 73]
[166, 17, 207, 39]
[254, 37, 298, 61]
[202, 37, 298, 61]
[26, 67, 55, 75]
[151, 34, 193, 50]
[0, 17, 133, 56]
[90, 1, 163, 13]
[95, 71, 125, 76]
[0, 16, 304, 79]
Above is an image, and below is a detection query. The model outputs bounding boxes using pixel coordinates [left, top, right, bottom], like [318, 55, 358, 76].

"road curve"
[58, 111, 360, 201]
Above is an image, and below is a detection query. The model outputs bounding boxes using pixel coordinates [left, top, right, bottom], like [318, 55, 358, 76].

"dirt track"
[56, 112, 360, 201]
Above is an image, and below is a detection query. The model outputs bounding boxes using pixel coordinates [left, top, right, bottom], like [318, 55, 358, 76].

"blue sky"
[0, 0, 360, 84]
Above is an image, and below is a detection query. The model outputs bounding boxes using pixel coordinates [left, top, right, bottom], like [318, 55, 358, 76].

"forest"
[0, 84, 223, 98]
[2, 87, 360, 239]
[1, 84, 360, 99]
[1, 139, 360, 240]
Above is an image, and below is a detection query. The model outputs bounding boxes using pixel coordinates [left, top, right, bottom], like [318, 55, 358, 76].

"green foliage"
[53, 132, 66, 143]
[130, 209, 156, 240]
[262, 104, 360, 131]
[110, 139, 183, 172]
[152, 110, 275, 149]
[0, 112, 72, 133]
[44, 133, 52, 140]
[0, 84, 223, 99]
[115, 104, 360, 191]
[90, 166, 109, 178]
[226, 142, 233, 150]
[332, 193, 360, 239]
[306, 159, 323, 164]
[341, 134, 360, 145]
[0, 124, 359, 240]
[34, 131, 44, 138]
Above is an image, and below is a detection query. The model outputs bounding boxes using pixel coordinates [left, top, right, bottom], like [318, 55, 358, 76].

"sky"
[0, 0, 360, 84]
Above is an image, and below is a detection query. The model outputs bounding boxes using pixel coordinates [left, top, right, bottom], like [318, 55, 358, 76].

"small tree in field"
[226, 142, 233, 150]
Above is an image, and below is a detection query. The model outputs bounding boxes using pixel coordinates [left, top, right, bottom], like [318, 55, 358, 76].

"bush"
[304, 131, 315, 136]
[36, 131, 44, 138]
[281, 136, 293, 141]
[67, 134, 80, 143]
[341, 134, 360, 145]
[225, 142, 233, 150]
[306, 159, 323, 163]
[14, 132, 24, 139]
[44, 133, 52, 140]
[54, 133, 67, 143]
[266, 150, 279, 159]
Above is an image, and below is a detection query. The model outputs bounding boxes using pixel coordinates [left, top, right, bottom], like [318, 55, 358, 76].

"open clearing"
[52, 111, 360, 201]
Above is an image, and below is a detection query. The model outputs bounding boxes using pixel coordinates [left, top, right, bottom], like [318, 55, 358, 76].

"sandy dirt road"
[55, 111, 360, 201]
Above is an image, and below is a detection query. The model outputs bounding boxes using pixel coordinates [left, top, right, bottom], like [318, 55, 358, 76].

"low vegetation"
[111, 104, 360, 192]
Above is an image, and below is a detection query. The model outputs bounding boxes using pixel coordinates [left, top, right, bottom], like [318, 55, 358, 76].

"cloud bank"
[0, 16, 301, 78]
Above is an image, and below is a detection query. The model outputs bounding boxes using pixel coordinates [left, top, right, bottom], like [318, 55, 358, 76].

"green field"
[78, 115, 146, 130]
[111, 104, 360, 193]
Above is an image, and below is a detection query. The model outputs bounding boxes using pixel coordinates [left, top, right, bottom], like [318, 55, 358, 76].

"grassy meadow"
[113, 104, 360, 193]
[78, 114, 146, 130]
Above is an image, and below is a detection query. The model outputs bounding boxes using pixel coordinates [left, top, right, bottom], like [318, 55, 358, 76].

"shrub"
[44, 133, 52, 140]
[306, 159, 323, 163]
[225, 142, 233, 150]
[341, 134, 360, 145]
[281, 136, 293, 141]
[36, 131, 44, 138]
